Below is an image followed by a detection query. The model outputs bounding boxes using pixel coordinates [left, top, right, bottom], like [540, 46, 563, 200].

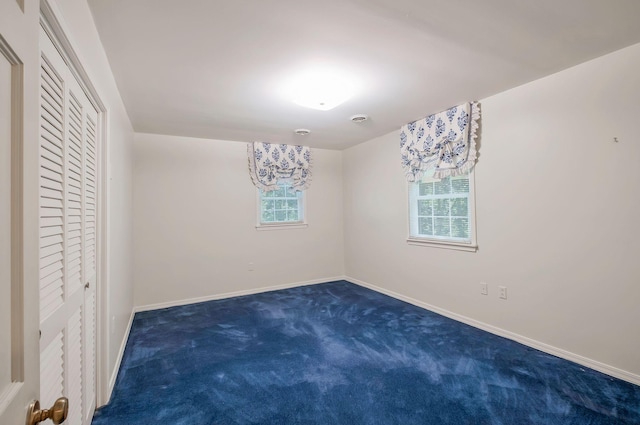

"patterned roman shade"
[248, 142, 312, 192]
[400, 102, 480, 181]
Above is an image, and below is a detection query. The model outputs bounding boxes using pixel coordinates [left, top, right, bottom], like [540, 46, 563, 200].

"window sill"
[406, 237, 477, 252]
[256, 223, 308, 231]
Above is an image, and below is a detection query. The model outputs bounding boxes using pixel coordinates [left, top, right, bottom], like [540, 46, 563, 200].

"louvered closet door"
[39, 28, 98, 425]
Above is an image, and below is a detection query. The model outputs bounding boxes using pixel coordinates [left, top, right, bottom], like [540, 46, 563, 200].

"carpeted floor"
[92, 280, 640, 424]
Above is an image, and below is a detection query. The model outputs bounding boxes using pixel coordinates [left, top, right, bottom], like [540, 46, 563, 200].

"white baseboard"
[133, 276, 345, 313]
[113, 276, 639, 390]
[107, 310, 135, 402]
[107, 277, 342, 402]
[345, 276, 640, 386]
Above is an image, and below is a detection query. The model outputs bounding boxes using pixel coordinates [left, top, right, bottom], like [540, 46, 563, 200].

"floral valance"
[247, 142, 312, 192]
[400, 102, 480, 181]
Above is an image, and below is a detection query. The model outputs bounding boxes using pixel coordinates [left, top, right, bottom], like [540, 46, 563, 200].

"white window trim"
[406, 169, 478, 252]
[255, 188, 308, 231]
[256, 223, 308, 231]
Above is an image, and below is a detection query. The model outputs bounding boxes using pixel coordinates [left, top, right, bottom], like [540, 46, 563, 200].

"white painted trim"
[109, 278, 344, 401]
[96, 93, 110, 408]
[134, 276, 344, 313]
[106, 310, 134, 402]
[121, 275, 640, 393]
[406, 238, 478, 252]
[0, 383, 22, 413]
[1, 32, 25, 382]
[344, 276, 640, 386]
[255, 223, 308, 231]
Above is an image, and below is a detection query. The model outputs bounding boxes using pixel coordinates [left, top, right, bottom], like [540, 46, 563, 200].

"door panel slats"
[67, 309, 83, 425]
[40, 331, 64, 408]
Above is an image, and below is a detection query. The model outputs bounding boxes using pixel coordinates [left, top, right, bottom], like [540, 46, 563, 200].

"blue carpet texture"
[93, 281, 640, 424]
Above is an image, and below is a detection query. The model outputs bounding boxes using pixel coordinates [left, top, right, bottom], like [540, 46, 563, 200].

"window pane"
[419, 182, 433, 196]
[275, 210, 287, 221]
[285, 186, 299, 197]
[434, 217, 451, 237]
[287, 210, 299, 221]
[434, 177, 451, 195]
[275, 199, 286, 209]
[450, 198, 468, 216]
[273, 186, 286, 197]
[418, 200, 432, 216]
[433, 199, 450, 216]
[451, 218, 469, 238]
[262, 210, 274, 222]
[262, 199, 274, 211]
[287, 200, 298, 210]
[418, 217, 433, 235]
[452, 177, 469, 194]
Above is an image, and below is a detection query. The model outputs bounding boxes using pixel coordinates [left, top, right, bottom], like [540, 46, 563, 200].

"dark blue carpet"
[92, 281, 640, 424]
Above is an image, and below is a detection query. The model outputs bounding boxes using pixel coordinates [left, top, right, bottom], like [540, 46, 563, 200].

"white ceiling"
[88, 0, 640, 150]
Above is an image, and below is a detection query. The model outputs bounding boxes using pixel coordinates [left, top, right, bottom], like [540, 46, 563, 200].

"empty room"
[1, 0, 639, 424]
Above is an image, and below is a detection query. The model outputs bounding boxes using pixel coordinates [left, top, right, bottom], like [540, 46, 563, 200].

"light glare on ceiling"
[281, 66, 358, 111]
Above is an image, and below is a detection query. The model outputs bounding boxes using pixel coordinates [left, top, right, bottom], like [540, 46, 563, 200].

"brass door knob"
[26, 397, 68, 425]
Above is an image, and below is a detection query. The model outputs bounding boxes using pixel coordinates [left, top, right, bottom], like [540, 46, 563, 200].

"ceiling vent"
[350, 114, 368, 123]
[294, 128, 311, 136]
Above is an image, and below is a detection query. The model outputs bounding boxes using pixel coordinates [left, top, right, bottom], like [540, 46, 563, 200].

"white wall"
[132, 133, 344, 307]
[52, 0, 134, 399]
[343, 43, 640, 379]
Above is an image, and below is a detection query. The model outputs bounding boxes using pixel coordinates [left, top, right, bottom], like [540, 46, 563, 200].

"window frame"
[407, 169, 478, 252]
[255, 184, 308, 231]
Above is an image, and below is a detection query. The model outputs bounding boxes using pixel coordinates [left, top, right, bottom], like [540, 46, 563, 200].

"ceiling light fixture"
[280, 65, 359, 111]
[294, 128, 311, 136]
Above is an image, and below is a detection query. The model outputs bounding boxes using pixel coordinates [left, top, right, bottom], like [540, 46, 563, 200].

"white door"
[1, 2, 100, 423]
[38, 26, 98, 425]
[0, 0, 41, 424]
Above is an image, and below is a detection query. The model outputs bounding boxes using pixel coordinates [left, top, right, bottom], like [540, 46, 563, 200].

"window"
[408, 170, 477, 251]
[257, 183, 306, 229]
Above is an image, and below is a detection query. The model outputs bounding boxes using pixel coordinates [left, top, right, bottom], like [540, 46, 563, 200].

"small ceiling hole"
[350, 114, 368, 123]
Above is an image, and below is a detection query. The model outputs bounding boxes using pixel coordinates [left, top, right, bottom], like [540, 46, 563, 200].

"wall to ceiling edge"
[343, 42, 640, 379]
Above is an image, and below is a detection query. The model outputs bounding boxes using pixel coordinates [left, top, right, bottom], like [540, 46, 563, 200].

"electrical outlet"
[248, 262, 254, 271]
[480, 282, 488, 295]
[499, 286, 507, 300]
